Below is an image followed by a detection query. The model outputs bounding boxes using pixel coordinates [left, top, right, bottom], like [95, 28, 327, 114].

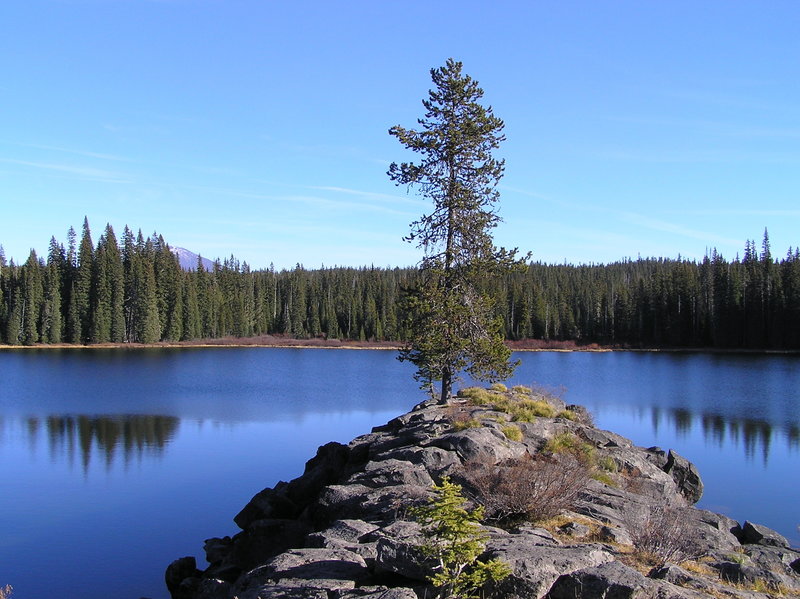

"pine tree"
[6, 287, 22, 345]
[43, 237, 65, 343]
[181, 274, 202, 340]
[0, 246, 7, 340]
[21, 250, 45, 345]
[90, 225, 122, 343]
[74, 217, 94, 343]
[121, 226, 137, 342]
[388, 58, 526, 402]
[411, 477, 511, 598]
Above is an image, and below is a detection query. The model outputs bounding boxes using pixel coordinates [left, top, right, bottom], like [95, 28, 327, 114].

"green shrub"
[411, 478, 511, 598]
[501, 424, 523, 441]
[511, 385, 532, 395]
[489, 382, 508, 392]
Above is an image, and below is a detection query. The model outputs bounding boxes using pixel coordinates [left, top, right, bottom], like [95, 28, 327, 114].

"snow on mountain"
[172, 247, 215, 271]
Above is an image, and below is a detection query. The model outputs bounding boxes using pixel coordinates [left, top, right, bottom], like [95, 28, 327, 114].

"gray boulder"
[232, 519, 311, 571]
[345, 458, 434, 489]
[374, 445, 461, 477]
[558, 521, 591, 538]
[237, 585, 328, 599]
[430, 426, 528, 464]
[741, 520, 791, 548]
[547, 561, 648, 599]
[234, 483, 298, 530]
[313, 483, 431, 525]
[484, 534, 613, 598]
[165, 556, 202, 599]
[664, 449, 703, 504]
[235, 548, 369, 594]
[597, 525, 633, 546]
[305, 519, 380, 563]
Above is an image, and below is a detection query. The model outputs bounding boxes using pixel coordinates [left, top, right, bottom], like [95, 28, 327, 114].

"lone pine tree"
[389, 58, 526, 402]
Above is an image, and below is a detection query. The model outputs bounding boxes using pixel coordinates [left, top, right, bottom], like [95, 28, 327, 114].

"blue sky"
[1, 0, 799, 269]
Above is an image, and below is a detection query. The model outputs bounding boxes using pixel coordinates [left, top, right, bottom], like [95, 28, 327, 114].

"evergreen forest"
[1, 219, 799, 350]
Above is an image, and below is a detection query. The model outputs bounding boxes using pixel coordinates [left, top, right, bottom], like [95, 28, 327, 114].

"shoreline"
[1, 336, 799, 354]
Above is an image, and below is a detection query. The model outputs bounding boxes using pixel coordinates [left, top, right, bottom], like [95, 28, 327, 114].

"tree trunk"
[440, 367, 452, 404]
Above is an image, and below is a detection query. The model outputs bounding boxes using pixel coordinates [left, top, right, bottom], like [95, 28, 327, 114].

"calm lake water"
[0, 348, 798, 599]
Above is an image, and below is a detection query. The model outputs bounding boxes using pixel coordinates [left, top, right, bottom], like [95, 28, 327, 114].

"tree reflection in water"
[20, 414, 181, 472]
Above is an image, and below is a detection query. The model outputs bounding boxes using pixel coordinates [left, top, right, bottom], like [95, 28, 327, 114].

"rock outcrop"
[167, 388, 800, 599]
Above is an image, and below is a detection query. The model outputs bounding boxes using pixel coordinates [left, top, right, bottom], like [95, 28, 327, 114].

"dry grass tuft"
[501, 424, 523, 441]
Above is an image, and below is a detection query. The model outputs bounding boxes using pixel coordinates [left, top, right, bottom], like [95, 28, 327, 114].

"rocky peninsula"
[166, 385, 800, 599]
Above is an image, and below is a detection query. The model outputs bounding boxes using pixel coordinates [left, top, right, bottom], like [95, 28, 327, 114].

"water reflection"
[17, 414, 179, 472]
[6, 403, 797, 475]
[640, 407, 797, 464]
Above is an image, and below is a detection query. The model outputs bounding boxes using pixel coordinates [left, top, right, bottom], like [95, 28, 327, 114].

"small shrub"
[411, 478, 511, 599]
[501, 424, 523, 441]
[489, 382, 508, 392]
[461, 454, 589, 524]
[511, 385, 532, 395]
[626, 506, 703, 567]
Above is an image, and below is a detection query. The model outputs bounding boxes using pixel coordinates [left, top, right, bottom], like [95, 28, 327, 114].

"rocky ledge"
[167, 386, 800, 599]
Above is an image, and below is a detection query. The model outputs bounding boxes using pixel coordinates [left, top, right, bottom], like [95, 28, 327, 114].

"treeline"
[1, 221, 799, 349]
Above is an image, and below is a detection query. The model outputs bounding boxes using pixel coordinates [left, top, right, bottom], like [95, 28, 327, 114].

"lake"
[0, 348, 798, 598]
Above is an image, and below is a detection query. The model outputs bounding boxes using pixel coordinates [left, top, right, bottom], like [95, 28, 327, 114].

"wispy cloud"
[621, 212, 742, 246]
[604, 115, 800, 140]
[163, 182, 417, 217]
[0, 158, 130, 182]
[1, 141, 133, 162]
[667, 208, 800, 217]
[309, 185, 427, 207]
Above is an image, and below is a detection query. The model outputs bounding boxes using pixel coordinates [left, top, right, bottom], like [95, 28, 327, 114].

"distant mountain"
[172, 247, 215, 271]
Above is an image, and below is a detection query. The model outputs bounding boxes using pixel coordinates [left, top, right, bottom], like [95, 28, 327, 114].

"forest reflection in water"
[4, 403, 797, 473]
[10, 414, 179, 471]
[648, 406, 799, 464]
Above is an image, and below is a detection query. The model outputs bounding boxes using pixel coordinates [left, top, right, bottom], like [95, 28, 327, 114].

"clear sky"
[1, 1, 798, 270]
